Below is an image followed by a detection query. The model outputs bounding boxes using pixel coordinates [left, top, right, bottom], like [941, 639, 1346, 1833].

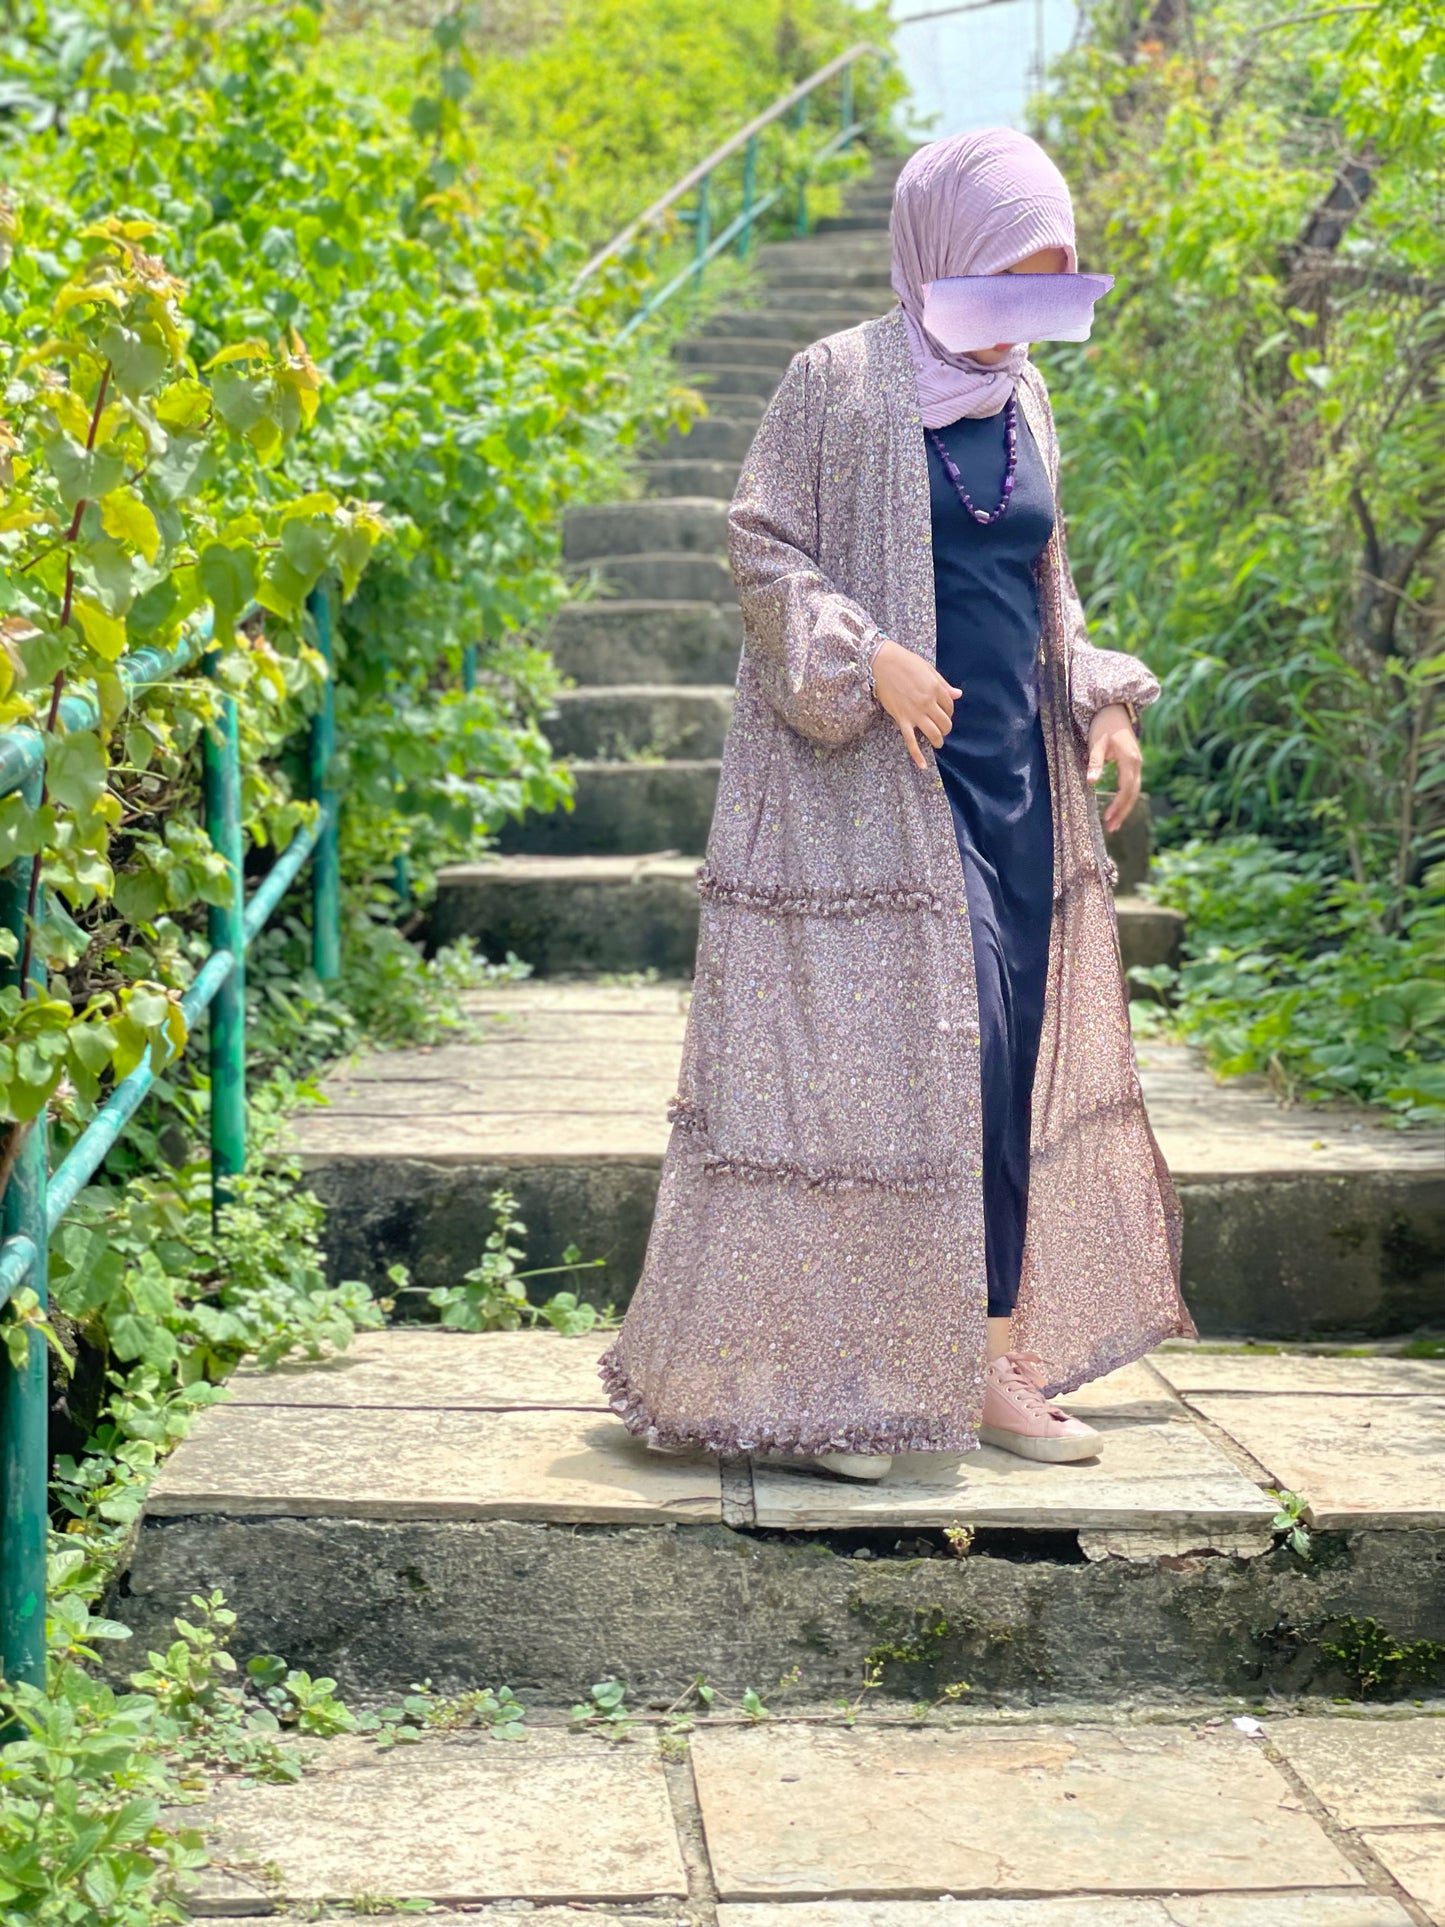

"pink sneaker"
[979, 1352, 1103, 1464]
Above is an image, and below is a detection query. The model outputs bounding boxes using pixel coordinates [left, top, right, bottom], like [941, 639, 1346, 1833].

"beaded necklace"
[928, 392, 1018, 526]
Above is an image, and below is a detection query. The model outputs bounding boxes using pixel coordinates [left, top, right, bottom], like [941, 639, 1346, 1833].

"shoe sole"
[758, 1452, 893, 1482]
[978, 1424, 1102, 1464]
[813, 1456, 892, 1482]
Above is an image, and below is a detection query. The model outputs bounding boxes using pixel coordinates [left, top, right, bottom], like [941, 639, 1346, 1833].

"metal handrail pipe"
[0, 615, 216, 801]
[43, 945, 238, 1235]
[0, 1233, 37, 1314]
[572, 41, 887, 289]
[616, 114, 870, 340]
[241, 798, 333, 946]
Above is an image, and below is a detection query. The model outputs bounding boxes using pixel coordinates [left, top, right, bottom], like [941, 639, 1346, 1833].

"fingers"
[919, 714, 945, 750]
[893, 713, 926, 769]
[1105, 755, 1142, 833]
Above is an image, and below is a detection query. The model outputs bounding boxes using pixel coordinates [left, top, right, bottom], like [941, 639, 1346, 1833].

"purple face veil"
[921, 271, 1114, 354]
[890, 129, 1083, 428]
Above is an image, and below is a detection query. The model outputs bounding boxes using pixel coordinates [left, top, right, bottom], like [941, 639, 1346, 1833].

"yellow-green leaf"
[203, 339, 273, 370]
[71, 598, 127, 661]
[100, 488, 161, 563]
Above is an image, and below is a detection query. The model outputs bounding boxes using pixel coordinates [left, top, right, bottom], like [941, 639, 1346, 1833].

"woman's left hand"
[1086, 703, 1142, 834]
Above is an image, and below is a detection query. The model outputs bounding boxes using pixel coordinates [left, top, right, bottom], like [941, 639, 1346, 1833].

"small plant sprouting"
[427, 1188, 609, 1333]
[944, 1524, 975, 1557]
[1268, 1489, 1313, 1559]
[358, 1682, 527, 1746]
[571, 1677, 633, 1739]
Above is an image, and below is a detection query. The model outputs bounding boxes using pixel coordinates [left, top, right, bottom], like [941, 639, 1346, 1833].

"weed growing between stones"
[1268, 1489, 1314, 1561]
[415, 1186, 611, 1332]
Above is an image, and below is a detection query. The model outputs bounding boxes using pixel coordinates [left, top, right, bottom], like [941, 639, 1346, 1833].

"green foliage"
[322, 0, 903, 245]
[1044, 0, 1443, 925]
[424, 1185, 606, 1331]
[570, 1676, 632, 1737]
[1145, 836, 1445, 1121]
[1267, 1487, 1313, 1561]
[1319, 1614, 1445, 1700]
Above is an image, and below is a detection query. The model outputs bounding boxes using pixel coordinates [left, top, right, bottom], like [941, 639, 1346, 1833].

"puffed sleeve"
[1033, 370, 1161, 736]
[726, 348, 884, 747]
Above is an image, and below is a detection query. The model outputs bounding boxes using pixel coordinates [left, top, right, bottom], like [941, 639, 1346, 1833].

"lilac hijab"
[891, 128, 1078, 428]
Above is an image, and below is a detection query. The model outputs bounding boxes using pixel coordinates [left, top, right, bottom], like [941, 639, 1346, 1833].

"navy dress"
[927, 405, 1056, 1318]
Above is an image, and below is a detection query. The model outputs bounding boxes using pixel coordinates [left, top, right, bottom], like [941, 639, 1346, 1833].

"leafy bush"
[1043, 0, 1442, 923]
[1144, 836, 1445, 1122]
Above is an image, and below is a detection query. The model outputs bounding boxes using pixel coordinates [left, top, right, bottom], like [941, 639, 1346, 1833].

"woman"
[600, 129, 1194, 1482]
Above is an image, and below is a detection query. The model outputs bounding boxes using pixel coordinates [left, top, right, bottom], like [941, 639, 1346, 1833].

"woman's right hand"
[870, 637, 961, 769]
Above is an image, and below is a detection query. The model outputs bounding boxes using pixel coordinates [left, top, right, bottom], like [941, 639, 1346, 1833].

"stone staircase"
[433, 156, 1178, 981]
[113, 172, 1445, 1924]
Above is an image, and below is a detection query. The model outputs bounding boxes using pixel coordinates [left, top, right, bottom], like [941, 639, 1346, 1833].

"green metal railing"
[0, 586, 341, 1694]
[573, 41, 890, 333]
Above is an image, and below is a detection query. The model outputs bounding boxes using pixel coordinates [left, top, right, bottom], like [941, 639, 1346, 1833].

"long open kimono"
[600, 309, 1195, 1457]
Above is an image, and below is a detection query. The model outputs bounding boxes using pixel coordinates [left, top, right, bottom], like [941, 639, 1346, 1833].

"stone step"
[547, 600, 742, 686]
[429, 854, 702, 974]
[759, 233, 890, 265]
[129, 1328, 1445, 1711]
[570, 551, 735, 603]
[498, 761, 719, 858]
[676, 336, 798, 373]
[757, 277, 895, 303]
[811, 212, 891, 233]
[301, 980, 1445, 1344]
[499, 767, 1163, 888]
[649, 414, 759, 461]
[562, 497, 728, 564]
[641, 457, 740, 498]
[696, 308, 878, 342]
[436, 851, 1176, 972]
[686, 365, 781, 403]
[543, 685, 734, 761]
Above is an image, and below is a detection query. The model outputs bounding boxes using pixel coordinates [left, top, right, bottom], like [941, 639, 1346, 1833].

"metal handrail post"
[0, 766, 48, 1698]
[202, 660, 246, 1207]
[307, 587, 341, 980]
[694, 172, 712, 293]
[841, 62, 854, 140]
[739, 134, 759, 260]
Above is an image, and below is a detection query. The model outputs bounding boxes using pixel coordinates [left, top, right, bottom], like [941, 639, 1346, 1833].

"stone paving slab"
[751, 1417, 1275, 1536]
[1268, 1716, 1445, 1826]
[229, 1329, 612, 1410]
[180, 1732, 687, 1903]
[293, 982, 1444, 1179]
[1151, 1352, 1445, 1398]
[146, 1402, 720, 1524]
[228, 1330, 1171, 1422]
[688, 1724, 1363, 1899]
[1056, 1359, 1181, 1418]
[1359, 1829, 1445, 1925]
[1184, 1392, 1445, 1528]
[1132, 1043, 1442, 1178]
[718, 1898, 1414, 1926]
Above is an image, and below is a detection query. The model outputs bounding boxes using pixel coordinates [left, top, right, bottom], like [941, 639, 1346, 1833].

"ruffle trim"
[667, 1102, 972, 1195]
[697, 869, 949, 917]
[1033, 1307, 1197, 1402]
[598, 1344, 983, 1459]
